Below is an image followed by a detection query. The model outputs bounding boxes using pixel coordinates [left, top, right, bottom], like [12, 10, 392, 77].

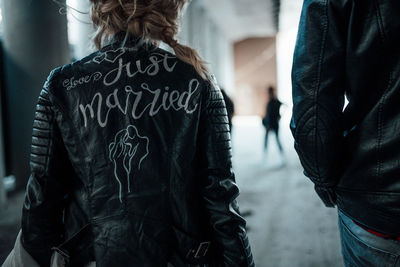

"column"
[67, 0, 95, 59]
[1, 0, 70, 189]
[0, 44, 5, 208]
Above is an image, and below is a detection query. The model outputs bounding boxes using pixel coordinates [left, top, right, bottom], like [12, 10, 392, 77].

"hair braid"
[89, 0, 209, 78]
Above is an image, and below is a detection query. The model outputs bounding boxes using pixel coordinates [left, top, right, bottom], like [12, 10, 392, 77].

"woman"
[18, 0, 254, 266]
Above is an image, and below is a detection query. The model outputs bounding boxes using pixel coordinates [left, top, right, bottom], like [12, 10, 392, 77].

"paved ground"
[0, 117, 344, 266]
[232, 116, 343, 267]
[0, 190, 24, 263]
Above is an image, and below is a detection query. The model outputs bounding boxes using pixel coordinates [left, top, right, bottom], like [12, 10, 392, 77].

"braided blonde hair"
[89, 0, 208, 78]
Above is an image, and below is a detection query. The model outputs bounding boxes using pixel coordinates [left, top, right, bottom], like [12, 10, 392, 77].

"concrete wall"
[66, 0, 94, 60]
[1, 0, 70, 189]
[0, 0, 3, 35]
[178, 1, 235, 94]
[0, 40, 5, 209]
[234, 37, 277, 116]
[275, 0, 302, 139]
[276, 0, 302, 108]
[0, 1, 5, 208]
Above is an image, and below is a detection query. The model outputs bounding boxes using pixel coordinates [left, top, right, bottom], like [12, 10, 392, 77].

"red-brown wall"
[234, 37, 277, 116]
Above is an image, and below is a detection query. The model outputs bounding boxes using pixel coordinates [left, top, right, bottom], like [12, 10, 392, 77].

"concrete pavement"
[0, 191, 23, 263]
[232, 116, 343, 267]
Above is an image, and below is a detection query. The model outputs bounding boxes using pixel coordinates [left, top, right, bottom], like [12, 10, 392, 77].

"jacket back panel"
[48, 41, 211, 266]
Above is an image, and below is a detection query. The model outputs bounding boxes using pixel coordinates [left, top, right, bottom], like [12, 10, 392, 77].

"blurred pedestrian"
[262, 86, 284, 158]
[291, 1, 400, 266]
[5, 1, 254, 266]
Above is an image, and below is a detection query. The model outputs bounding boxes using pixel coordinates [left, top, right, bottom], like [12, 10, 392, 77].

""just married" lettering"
[103, 53, 177, 86]
[79, 79, 200, 128]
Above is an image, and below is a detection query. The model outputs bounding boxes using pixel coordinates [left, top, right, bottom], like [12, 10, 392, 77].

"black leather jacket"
[291, 0, 400, 236]
[21, 33, 254, 267]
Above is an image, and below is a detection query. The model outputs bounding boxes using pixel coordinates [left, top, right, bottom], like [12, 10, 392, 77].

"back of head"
[89, 0, 208, 78]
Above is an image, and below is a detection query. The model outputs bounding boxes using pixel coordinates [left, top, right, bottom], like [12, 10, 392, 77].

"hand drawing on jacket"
[108, 125, 149, 202]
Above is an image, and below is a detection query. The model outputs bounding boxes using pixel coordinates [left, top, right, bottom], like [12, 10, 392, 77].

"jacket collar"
[109, 31, 155, 51]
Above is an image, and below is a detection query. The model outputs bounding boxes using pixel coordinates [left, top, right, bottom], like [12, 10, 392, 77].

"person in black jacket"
[18, 0, 254, 266]
[291, 1, 400, 266]
[262, 86, 283, 156]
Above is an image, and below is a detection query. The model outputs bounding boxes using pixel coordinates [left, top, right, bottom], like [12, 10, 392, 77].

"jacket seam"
[313, 0, 329, 181]
[238, 233, 252, 266]
[376, 72, 392, 178]
[373, 0, 391, 179]
[336, 187, 400, 195]
[41, 98, 53, 175]
[167, 133, 173, 234]
[373, 0, 386, 42]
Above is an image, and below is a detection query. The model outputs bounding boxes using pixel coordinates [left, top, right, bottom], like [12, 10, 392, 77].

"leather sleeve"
[291, 0, 351, 195]
[197, 77, 254, 267]
[21, 71, 74, 267]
